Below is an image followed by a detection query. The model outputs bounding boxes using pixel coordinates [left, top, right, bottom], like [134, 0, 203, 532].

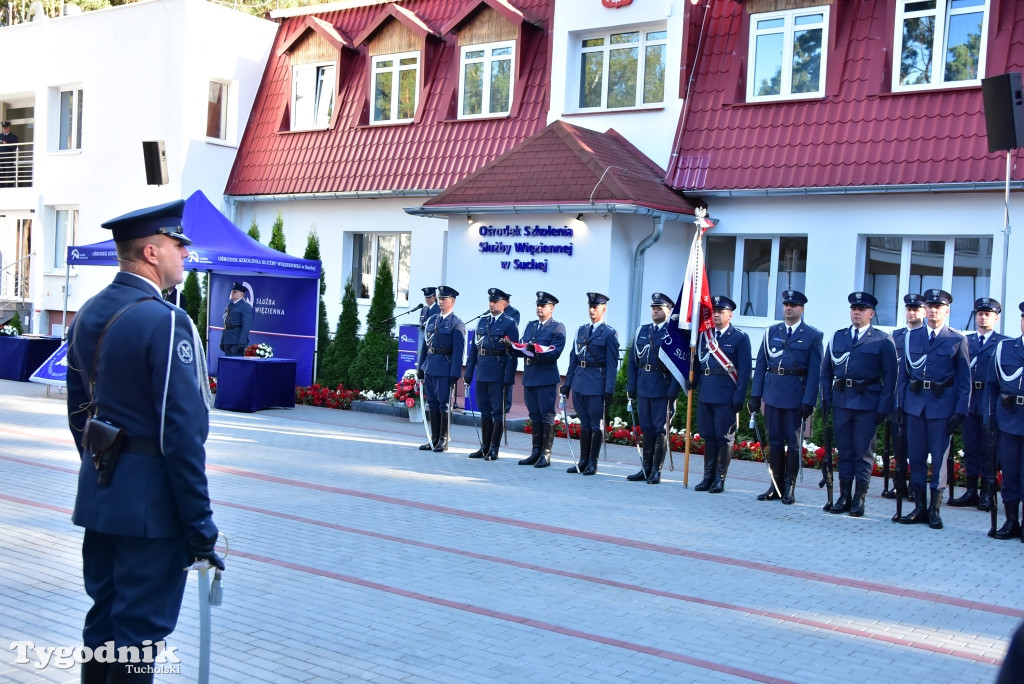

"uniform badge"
[177, 340, 194, 365]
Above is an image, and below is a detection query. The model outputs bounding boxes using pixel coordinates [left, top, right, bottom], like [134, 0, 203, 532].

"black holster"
[84, 417, 125, 487]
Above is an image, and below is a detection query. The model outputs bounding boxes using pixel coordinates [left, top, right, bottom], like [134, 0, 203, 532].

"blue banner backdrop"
[397, 324, 420, 385]
[208, 273, 318, 386]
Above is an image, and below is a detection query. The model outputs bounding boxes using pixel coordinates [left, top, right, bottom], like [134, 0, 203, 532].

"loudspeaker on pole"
[142, 140, 169, 185]
[981, 72, 1024, 153]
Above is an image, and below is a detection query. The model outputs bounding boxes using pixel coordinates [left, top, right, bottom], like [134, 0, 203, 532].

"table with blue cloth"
[0, 335, 62, 382]
[214, 357, 296, 412]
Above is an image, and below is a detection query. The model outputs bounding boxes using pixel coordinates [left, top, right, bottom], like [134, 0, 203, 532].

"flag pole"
[684, 208, 711, 488]
[683, 356, 696, 487]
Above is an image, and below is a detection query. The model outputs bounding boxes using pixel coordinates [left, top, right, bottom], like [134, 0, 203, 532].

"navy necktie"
[787, 326, 793, 339]
[851, 329, 859, 344]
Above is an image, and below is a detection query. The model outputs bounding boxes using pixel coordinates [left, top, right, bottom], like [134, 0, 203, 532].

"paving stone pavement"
[0, 378, 1021, 683]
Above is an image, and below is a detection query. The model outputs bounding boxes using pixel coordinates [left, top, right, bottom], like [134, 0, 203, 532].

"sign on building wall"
[477, 224, 575, 274]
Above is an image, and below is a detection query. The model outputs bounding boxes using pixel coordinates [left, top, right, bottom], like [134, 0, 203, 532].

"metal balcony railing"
[0, 142, 32, 188]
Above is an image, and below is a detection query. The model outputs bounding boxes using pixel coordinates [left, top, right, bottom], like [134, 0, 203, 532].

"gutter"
[629, 216, 665, 336]
[405, 202, 695, 223]
[692, 181, 1024, 198]
[227, 189, 441, 202]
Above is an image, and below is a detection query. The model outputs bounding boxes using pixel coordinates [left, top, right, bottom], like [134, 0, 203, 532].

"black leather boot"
[849, 481, 868, 517]
[535, 423, 555, 468]
[107, 659, 155, 683]
[647, 436, 666, 484]
[949, 475, 979, 507]
[486, 420, 503, 460]
[583, 431, 602, 475]
[757, 447, 783, 501]
[694, 446, 717, 491]
[627, 439, 654, 481]
[992, 501, 1022, 539]
[928, 488, 944, 529]
[420, 409, 440, 450]
[709, 445, 731, 493]
[518, 425, 543, 465]
[568, 429, 591, 473]
[830, 479, 852, 513]
[899, 488, 929, 524]
[781, 477, 797, 505]
[977, 479, 994, 512]
[433, 411, 449, 452]
[80, 659, 109, 684]
[471, 418, 493, 459]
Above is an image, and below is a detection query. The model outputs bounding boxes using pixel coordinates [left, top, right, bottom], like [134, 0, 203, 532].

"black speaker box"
[142, 140, 169, 185]
[981, 72, 1024, 153]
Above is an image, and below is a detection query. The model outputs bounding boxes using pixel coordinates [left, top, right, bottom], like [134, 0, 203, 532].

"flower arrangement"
[392, 370, 421, 408]
[295, 383, 363, 409]
[209, 377, 218, 394]
[244, 343, 273, 359]
[0, 324, 19, 337]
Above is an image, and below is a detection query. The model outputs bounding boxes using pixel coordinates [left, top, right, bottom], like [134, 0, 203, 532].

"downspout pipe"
[629, 215, 665, 336]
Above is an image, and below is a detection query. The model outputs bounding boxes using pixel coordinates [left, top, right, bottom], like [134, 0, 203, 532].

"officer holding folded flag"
[417, 286, 466, 452]
[561, 292, 619, 476]
[464, 288, 519, 461]
[514, 291, 566, 468]
[626, 292, 681, 484]
[897, 288, 970, 529]
[749, 290, 823, 504]
[820, 292, 898, 516]
[693, 295, 751, 493]
[985, 301, 1024, 540]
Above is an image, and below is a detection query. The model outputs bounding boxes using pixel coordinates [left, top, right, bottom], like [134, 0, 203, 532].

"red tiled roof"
[666, 0, 1024, 193]
[422, 120, 698, 215]
[226, 0, 552, 197]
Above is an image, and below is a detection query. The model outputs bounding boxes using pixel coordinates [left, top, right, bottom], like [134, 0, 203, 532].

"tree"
[320, 276, 360, 389]
[6, 310, 24, 334]
[197, 273, 210, 350]
[182, 271, 201, 327]
[346, 259, 396, 393]
[247, 217, 261, 242]
[303, 226, 330, 381]
[269, 212, 287, 253]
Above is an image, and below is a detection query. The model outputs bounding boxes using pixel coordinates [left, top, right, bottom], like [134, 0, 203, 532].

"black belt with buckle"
[122, 435, 162, 458]
[833, 377, 880, 392]
[703, 368, 729, 376]
[1002, 394, 1024, 408]
[579, 360, 605, 369]
[909, 378, 953, 395]
[770, 367, 807, 377]
[428, 347, 452, 355]
[973, 381, 985, 390]
[478, 348, 507, 357]
[641, 363, 665, 373]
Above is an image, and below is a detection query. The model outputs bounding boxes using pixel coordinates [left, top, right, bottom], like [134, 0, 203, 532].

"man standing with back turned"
[66, 200, 223, 683]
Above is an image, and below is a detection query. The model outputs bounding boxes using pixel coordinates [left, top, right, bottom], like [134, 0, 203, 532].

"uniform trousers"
[474, 380, 504, 421]
[905, 415, 951, 491]
[962, 414, 995, 480]
[637, 396, 670, 437]
[82, 530, 189, 648]
[833, 406, 877, 486]
[998, 431, 1024, 504]
[764, 405, 801, 455]
[424, 373, 453, 412]
[572, 392, 605, 431]
[697, 402, 737, 455]
[524, 385, 558, 425]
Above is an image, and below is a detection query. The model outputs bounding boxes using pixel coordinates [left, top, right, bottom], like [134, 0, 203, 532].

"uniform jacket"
[465, 313, 520, 385]
[821, 326, 898, 413]
[418, 311, 466, 379]
[564, 322, 619, 395]
[985, 336, 1024, 437]
[221, 297, 253, 348]
[751, 321, 823, 410]
[67, 272, 217, 540]
[505, 305, 521, 325]
[627, 323, 682, 399]
[967, 331, 1007, 415]
[897, 325, 970, 419]
[694, 325, 752, 406]
[419, 302, 439, 328]
[517, 318, 566, 386]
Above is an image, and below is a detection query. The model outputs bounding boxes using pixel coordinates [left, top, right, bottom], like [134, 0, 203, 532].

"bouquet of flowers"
[393, 370, 421, 408]
[0, 324, 19, 337]
[244, 343, 274, 359]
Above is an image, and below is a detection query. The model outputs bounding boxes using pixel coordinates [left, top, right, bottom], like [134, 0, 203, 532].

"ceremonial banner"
[397, 324, 420, 384]
[29, 340, 69, 386]
[660, 211, 715, 386]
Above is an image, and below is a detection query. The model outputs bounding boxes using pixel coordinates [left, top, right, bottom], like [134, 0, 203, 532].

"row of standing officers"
[414, 284, 1024, 540]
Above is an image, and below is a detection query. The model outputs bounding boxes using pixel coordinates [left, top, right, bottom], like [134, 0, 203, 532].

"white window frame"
[458, 40, 516, 119]
[892, 0, 990, 92]
[370, 51, 420, 125]
[573, 24, 668, 112]
[206, 78, 237, 144]
[746, 7, 829, 102]
[57, 87, 83, 152]
[291, 62, 335, 130]
[51, 207, 78, 271]
[351, 232, 411, 306]
[706, 234, 809, 324]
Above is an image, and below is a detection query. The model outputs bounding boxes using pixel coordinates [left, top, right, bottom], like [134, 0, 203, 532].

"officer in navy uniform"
[502, 294, 521, 414]
[897, 288, 970, 529]
[626, 292, 681, 484]
[0, 120, 17, 187]
[693, 295, 751, 493]
[417, 286, 466, 452]
[951, 298, 1006, 511]
[419, 286, 439, 328]
[749, 290, 823, 504]
[464, 288, 520, 461]
[820, 292, 898, 516]
[66, 200, 222, 683]
[985, 302, 1024, 540]
[515, 291, 566, 468]
[221, 282, 253, 356]
[884, 293, 926, 500]
[561, 292, 619, 476]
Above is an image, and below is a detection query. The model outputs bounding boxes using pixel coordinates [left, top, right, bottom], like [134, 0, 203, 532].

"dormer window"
[459, 41, 514, 118]
[574, 26, 667, 111]
[747, 8, 828, 102]
[372, 52, 420, 124]
[893, 0, 989, 92]
[292, 63, 335, 130]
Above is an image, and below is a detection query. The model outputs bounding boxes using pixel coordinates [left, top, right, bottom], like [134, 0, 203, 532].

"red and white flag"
[508, 340, 556, 357]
